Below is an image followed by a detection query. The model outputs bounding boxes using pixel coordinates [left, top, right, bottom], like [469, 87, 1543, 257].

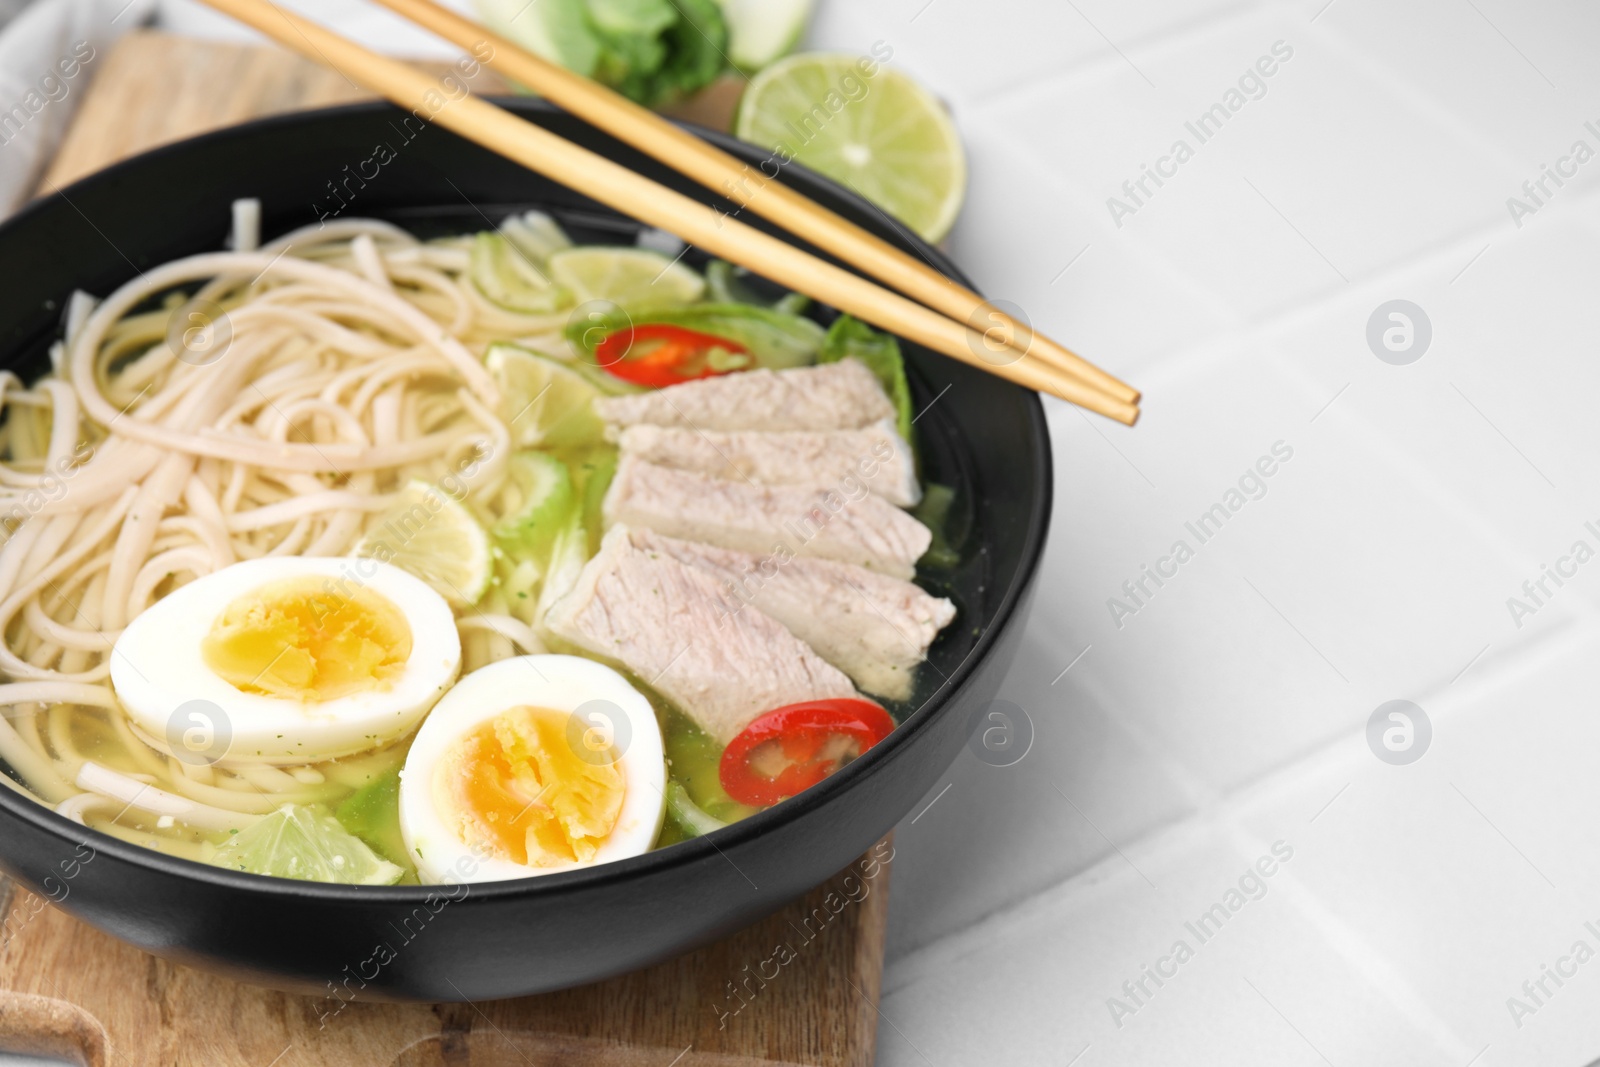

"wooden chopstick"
[191, 0, 1139, 424]
[367, 0, 1139, 409]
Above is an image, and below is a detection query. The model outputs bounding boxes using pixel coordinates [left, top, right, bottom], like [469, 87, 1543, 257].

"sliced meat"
[544, 526, 859, 745]
[615, 418, 921, 507]
[594, 358, 893, 433]
[627, 527, 955, 702]
[603, 456, 931, 580]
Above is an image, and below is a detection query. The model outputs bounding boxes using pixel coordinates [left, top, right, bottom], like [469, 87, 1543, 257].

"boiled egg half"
[110, 556, 460, 764]
[398, 655, 666, 883]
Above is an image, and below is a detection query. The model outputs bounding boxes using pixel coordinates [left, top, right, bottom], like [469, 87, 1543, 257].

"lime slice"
[547, 246, 706, 309]
[713, 0, 812, 72]
[210, 805, 404, 885]
[736, 55, 968, 243]
[486, 343, 608, 448]
[354, 479, 493, 608]
[471, 233, 570, 314]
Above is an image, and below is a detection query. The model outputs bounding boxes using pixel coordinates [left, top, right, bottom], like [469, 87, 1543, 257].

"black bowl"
[0, 100, 1051, 1000]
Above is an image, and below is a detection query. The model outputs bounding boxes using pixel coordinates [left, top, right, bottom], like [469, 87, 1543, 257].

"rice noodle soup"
[0, 206, 958, 886]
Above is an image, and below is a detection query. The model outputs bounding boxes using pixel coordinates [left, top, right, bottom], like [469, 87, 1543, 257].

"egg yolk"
[436, 706, 625, 868]
[201, 578, 413, 701]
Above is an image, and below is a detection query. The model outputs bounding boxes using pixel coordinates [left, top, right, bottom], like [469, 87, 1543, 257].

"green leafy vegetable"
[492, 451, 578, 559]
[574, 449, 619, 558]
[595, 32, 670, 98]
[566, 302, 825, 370]
[535, 514, 592, 627]
[773, 292, 813, 316]
[713, 0, 812, 72]
[587, 0, 677, 36]
[478, 0, 605, 77]
[475, 0, 731, 106]
[665, 780, 728, 837]
[705, 260, 812, 316]
[501, 211, 573, 265]
[647, 0, 728, 101]
[819, 314, 914, 443]
[470, 233, 568, 314]
[334, 770, 409, 869]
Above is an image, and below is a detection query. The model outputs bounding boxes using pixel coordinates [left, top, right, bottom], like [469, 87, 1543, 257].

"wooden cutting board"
[1, 29, 887, 1067]
[0, 851, 891, 1067]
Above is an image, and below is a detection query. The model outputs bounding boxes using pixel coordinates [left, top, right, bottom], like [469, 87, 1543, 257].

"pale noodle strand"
[457, 614, 546, 655]
[69, 252, 497, 434]
[0, 488, 137, 680]
[350, 234, 392, 292]
[0, 223, 560, 855]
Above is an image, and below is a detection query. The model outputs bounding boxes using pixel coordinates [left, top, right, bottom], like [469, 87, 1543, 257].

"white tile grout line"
[1269, 326, 1600, 634]
[946, 0, 1600, 384]
[1045, 331, 1600, 697]
[963, 0, 1286, 113]
[832, 8, 1600, 1064]
[962, 0, 1552, 198]
[1042, 187, 1600, 650]
[1226, 820, 1484, 1064]
[884, 615, 1600, 1001]
[977, 5, 1600, 713]
[870, 0, 1593, 966]
[1042, 362, 1600, 823]
[981, 122, 1560, 390]
[926, 252, 1600, 997]
[1287, 3, 1546, 182]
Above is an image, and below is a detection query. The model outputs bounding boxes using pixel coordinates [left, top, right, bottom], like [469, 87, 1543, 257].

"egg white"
[399, 654, 667, 884]
[109, 556, 461, 765]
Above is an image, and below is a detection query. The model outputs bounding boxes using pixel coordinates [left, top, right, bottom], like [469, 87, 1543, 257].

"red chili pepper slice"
[719, 698, 895, 808]
[592, 324, 750, 388]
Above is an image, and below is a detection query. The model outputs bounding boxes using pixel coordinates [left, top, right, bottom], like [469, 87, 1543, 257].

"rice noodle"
[76, 762, 257, 832]
[0, 222, 565, 855]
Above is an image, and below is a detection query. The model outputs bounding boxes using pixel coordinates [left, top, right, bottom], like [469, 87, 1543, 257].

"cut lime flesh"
[485, 343, 609, 448]
[354, 479, 493, 608]
[210, 804, 404, 886]
[547, 246, 706, 309]
[736, 54, 967, 242]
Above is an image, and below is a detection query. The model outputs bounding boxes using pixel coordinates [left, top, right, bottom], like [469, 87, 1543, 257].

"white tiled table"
[801, 1, 1600, 1064]
[7, 0, 1600, 1063]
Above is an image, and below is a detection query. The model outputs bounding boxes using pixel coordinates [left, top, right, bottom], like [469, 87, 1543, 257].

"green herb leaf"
[641, 0, 728, 103]
[586, 0, 677, 36]
[819, 314, 914, 444]
[478, 0, 605, 77]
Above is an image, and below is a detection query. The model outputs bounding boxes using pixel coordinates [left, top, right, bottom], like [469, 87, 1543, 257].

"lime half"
[547, 246, 706, 309]
[210, 805, 404, 885]
[485, 343, 608, 448]
[736, 54, 968, 243]
[354, 479, 493, 608]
